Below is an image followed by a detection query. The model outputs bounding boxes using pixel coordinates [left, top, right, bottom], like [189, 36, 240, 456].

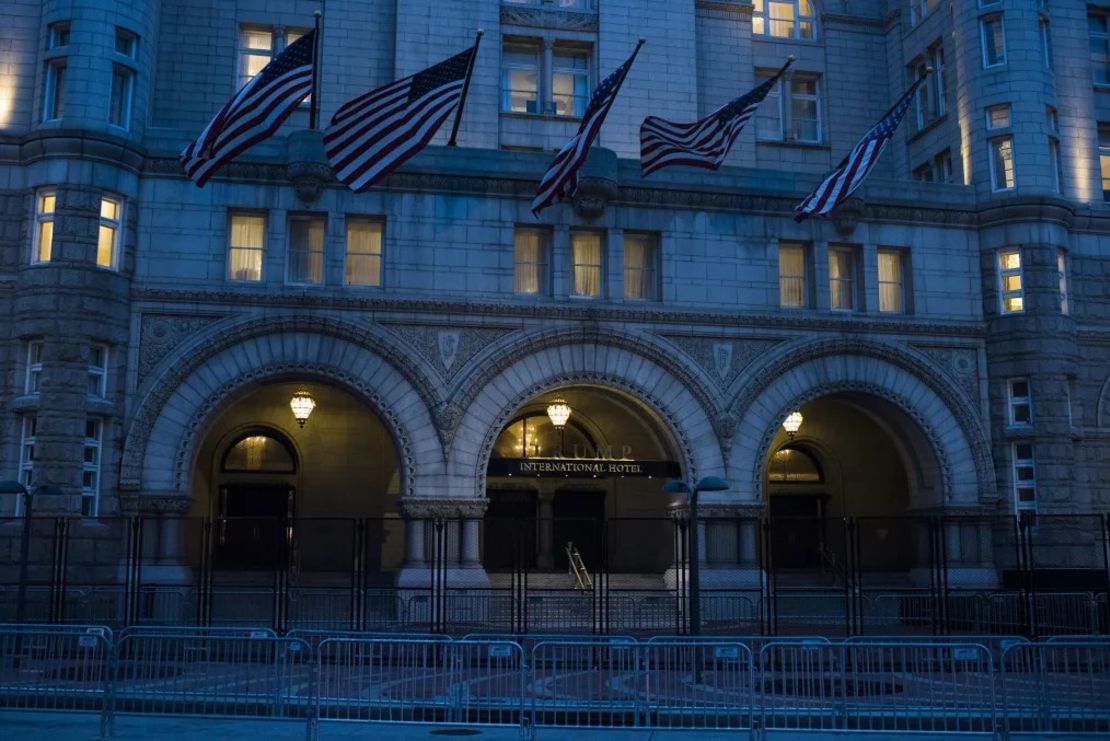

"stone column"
[396, 497, 490, 589]
[461, 520, 481, 568]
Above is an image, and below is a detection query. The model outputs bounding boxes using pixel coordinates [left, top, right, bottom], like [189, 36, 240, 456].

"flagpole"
[447, 29, 484, 147]
[309, 10, 322, 130]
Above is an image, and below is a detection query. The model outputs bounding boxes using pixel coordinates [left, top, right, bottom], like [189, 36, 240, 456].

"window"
[503, 0, 592, 7]
[42, 22, 68, 121]
[989, 136, 1014, 191]
[1048, 137, 1062, 194]
[501, 42, 539, 114]
[756, 71, 821, 143]
[87, 344, 108, 398]
[228, 213, 265, 281]
[33, 191, 55, 264]
[25, 341, 43, 395]
[999, 249, 1024, 313]
[1090, 13, 1110, 86]
[909, 0, 941, 26]
[239, 26, 305, 90]
[1058, 250, 1069, 315]
[828, 247, 857, 311]
[1012, 442, 1036, 511]
[552, 48, 589, 117]
[98, 197, 121, 269]
[753, 0, 816, 40]
[1007, 379, 1032, 426]
[623, 233, 659, 301]
[980, 15, 1006, 68]
[878, 249, 907, 313]
[108, 29, 138, 130]
[911, 44, 946, 130]
[501, 40, 590, 118]
[986, 104, 1011, 130]
[287, 215, 324, 285]
[19, 416, 36, 492]
[570, 231, 603, 298]
[514, 227, 549, 295]
[82, 418, 102, 516]
[779, 242, 807, 308]
[913, 149, 955, 184]
[1100, 124, 1110, 200]
[1039, 16, 1052, 69]
[913, 163, 933, 182]
[345, 218, 382, 287]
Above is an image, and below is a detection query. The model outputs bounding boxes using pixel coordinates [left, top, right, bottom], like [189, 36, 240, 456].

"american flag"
[794, 76, 926, 222]
[325, 45, 477, 193]
[640, 58, 792, 177]
[181, 30, 316, 187]
[532, 42, 643, 217]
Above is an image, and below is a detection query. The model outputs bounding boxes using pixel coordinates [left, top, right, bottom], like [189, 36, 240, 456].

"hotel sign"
[487, 458, 680, 479]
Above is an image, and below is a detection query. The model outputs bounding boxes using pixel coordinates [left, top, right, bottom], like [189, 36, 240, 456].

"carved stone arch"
[444, 326, 725, 452]
[449, 342, 726, 500]
[120, 317, 443, 502]
[727, 338, 996, 507]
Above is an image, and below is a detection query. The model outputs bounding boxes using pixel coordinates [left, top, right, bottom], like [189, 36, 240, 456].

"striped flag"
[793, 76, 927, 222]
[640, 58, 792, 177]
[532, 41, 644, 217]
[181, 30, 317, 187]
[325, 44, 478, 193]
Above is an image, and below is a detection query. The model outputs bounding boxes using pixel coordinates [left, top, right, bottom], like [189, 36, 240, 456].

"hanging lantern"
[289, 390, 317, 428]
[546, 397, 571, 429]
[782, 411, 804, 437]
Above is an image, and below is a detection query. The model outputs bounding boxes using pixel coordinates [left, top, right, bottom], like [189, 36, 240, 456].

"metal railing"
[2, 624, 1110, 736]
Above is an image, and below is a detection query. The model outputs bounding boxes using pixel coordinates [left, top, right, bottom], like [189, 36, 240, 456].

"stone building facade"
[1, 0, 1109, 589]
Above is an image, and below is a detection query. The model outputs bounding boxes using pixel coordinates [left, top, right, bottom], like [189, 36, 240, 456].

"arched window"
[222, 432, 296, 473]
[753, 0, 817, 40]
[767, 445, 823, 483]
[492, 413, 597, 459]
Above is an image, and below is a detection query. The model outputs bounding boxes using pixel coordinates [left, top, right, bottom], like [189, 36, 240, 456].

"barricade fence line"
[2, 627, 1110, 735]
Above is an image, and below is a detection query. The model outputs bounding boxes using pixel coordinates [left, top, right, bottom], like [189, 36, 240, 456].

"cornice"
[822, 13, 885, 29]
[2, 130, 146, 173]
[500, 4, 598, 32]
[130, 288, 987, 338]
[695, 0, 753, 17]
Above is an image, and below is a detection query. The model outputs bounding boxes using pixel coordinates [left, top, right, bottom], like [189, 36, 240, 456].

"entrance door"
[769, 494, 828, 569]
[484, 489, 537, 571]
[217, 484, 293, 569]
[553, 490, 605, 571]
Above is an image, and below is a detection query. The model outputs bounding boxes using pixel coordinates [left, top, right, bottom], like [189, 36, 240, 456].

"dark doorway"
[216, 483, 293, 569]
[769, 494, 828, 569]
[553, 489, 605, 571]
[484, 489, 537, 571]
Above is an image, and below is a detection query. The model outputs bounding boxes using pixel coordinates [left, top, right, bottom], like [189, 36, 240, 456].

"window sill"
[756, 139, 829, 151]
[500, 111, 583, 124]
[906, 113, 948, 144]
[751, 34, 821, 46]
[10, 395, 40, 412]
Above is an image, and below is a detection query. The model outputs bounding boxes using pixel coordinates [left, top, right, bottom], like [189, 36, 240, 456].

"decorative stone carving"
[434, 401, 464, 451]
[286, 130, 332, 204]
[832, 197, 866, 237]
[138, 313, 225, 384]
[713, 412, 739, 467]
[912, 345, 981, 404]
[136, 493, 192, 515]
[571, 147, 618, 219]
[501, 5, 598, 32]
[383, 323, 517, 381]
[397, 497, 488, 519]
[659, 335, 782, 389]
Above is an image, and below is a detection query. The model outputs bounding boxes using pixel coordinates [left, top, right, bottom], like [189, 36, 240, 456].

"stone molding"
[131, 288, 988, 337]
[500, 5, 598, 32]
[120, 314, 438, 495]
[137, 313, 226, 384]
[397, 497, 488, 519]
[728, 337, 996, 504]
[131, 493, 191, 515]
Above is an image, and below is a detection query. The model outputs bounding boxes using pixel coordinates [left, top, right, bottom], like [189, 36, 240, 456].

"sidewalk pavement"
[0, 711, 1092, 740]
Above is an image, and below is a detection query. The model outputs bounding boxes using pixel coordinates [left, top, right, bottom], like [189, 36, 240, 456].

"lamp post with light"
[0, 481, 32, 622]
[663, 476, 729, 638]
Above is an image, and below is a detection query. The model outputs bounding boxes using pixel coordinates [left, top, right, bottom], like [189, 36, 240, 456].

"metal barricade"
[463, 632, 634, 656]
[112, 633, 312, 718]
[118, 625, 276, 640]
[289, 629, 449, 651]
[0, 623, 113, 641]
[313, 638, 523, 728]
[1001, 641, 1110, 734]
[530, 638, 642, 727]
[759, 641, 996, 733]
[642, 640, 754, 729]
[0, 628, 113, 737]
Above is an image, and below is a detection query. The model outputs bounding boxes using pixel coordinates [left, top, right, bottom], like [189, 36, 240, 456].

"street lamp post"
[663, 476, 729, 639]
[0, 481, 32, 623]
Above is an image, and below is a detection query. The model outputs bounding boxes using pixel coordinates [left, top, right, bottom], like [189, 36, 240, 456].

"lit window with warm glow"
[1099, 124, 1110, 200]
[753, 0, 815, 40]
[878, 249, 907, 314]
[345, 218, 383, 287]
[998, 250, 1024, 314]
[623, 233, 659, 301]
[779, 242, 807, 308]
[98, 197, 121, 269]
[33, 191, 56, 264]
[514, 227, 548, 295]
[828, 247, 856, 311]
[989, 136, 1014, 191]
[228, 212, 265, 282]
[570, 231, 603, 298]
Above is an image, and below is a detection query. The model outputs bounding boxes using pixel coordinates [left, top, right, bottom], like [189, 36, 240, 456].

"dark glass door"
[553, 490, 605, 571]
[216, 484, 292, 569]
